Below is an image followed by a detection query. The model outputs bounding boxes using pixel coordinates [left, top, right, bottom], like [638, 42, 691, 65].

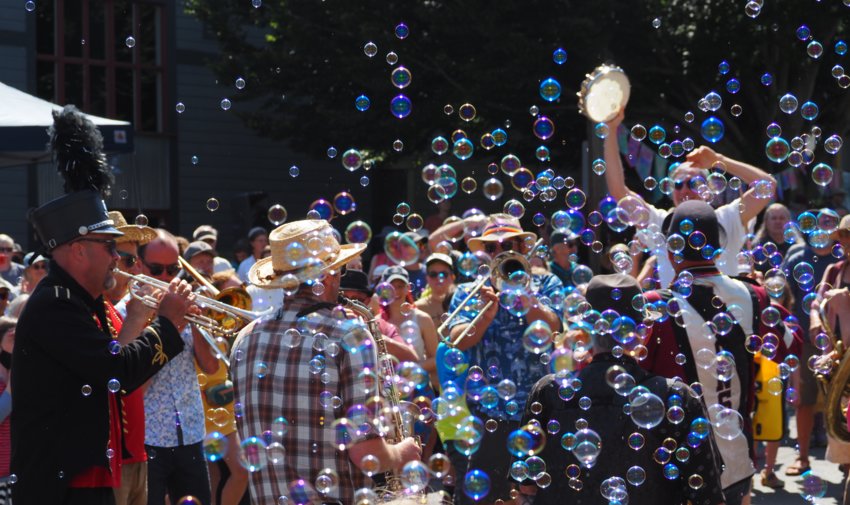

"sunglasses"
[484, 240, 520, 255]
[31, 262, 48, 271]
[75, 238, 118, 256]
[0, 247, 12, 253]
[142, 260, 181, 277]
[673, 178, 703, 191]
[117, 251, 138, 268]
[427, 270, 451, 279]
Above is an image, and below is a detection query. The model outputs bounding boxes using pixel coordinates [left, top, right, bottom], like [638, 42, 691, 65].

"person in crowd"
[379, 266, 439, 380]
[0, 317, 15, 505]
[0, 279, 11, 317]
[231, 238, 252, 269]
[752, 203, 802, 271]
[425, 199, 452, 233]
[184, 240, 216, 279]
[446, 214, 563, 504]
[604, 110, 776, 289]
[808, 214, 850, 479]
[415, 253, 457, 329]
[140, 229, 219, 505]
[340, 268, 419, 362]
[517, 274, 726, 505]
[231, 219, 421, 504]
[18, 252, 48, 295]
[11, 105, 193, 505]
[103, 211, 158, 505]
[547, 230, 579, 291]
[641, 201, 801, 505]
[194, 225, 240, 274]
[0, 235, 24, 288]
[782, 211, 840, 477]
[236, 227, 269, 282]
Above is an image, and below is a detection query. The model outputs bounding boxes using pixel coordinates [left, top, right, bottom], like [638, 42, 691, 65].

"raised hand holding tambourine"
[577, 64, 631, 123]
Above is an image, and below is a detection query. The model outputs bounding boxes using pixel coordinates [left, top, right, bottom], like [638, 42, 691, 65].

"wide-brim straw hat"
[108, 211, 157, 245]
[467, 213, 536, 253]
[249, 219, 365, 289]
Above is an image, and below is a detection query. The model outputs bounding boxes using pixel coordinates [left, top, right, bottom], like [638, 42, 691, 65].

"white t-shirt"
[648, 199, 750, 288]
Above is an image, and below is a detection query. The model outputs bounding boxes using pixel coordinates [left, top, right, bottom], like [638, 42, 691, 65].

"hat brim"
[467, 231, 537, 252]
[115, 225, 157, 245]
[248, 243, 366, 289]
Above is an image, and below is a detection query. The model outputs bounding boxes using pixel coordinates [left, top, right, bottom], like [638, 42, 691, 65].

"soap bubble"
[553, 48, 568, 64]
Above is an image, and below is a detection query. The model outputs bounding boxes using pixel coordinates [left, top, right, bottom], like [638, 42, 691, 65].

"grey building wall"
[0, 3, 34, 246]
[173, 7, 373, 257]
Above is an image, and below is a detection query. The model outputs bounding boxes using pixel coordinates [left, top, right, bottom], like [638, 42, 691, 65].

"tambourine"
[577, 64, 631, 123]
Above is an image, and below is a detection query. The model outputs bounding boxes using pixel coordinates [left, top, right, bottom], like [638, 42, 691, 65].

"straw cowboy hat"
[108, 211, 157, 245]
[467, 214, 537, 253]
[249, 219, 366, 288]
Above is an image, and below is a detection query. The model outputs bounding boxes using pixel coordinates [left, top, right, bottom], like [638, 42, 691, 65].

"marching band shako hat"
[30, 190, 123, 251]
[31, 105, 122, 251]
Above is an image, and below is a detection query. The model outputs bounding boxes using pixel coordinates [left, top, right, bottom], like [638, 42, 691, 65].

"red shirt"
[69, 302, 126, 488]
[105, 301, 147, 464]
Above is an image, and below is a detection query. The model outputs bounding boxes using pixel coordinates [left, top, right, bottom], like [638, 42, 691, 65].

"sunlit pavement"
[752, 415, 846, 504]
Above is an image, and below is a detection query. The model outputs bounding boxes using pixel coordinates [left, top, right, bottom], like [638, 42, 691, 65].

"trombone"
[438, 238, 543, 347]
[113, 269, 274, 364]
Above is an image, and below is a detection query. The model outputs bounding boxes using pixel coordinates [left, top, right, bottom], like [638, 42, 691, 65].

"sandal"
[784, 459, 811, 476]
[760, 470, 784, 489]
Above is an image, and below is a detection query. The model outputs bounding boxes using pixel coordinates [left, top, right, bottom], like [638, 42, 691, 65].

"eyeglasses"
[484, 240, 519, 255]
[117, 251, 138, 268]
[0, 247, 12, 253]
[142, 260, 181, 277]
[31, 262, 48, 271]
[75, 238, 118, 256]
[427, 270, 451, 279]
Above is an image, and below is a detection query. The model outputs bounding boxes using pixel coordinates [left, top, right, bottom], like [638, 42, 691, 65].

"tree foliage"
[186, 0, 849, 205]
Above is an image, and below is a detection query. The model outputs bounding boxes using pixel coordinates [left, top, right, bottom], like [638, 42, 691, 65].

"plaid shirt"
[231, 294, 380, 504]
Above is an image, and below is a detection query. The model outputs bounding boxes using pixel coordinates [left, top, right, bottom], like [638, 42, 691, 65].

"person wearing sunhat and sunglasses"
[11, 105, 194, 505]
[231, 220, 422, 505]
[516, 273, 726, 505]
[603, 109, 776, 291]
[445, 214, 563, 505]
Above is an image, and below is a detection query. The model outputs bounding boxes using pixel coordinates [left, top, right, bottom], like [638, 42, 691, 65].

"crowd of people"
[1, 107, 849, 505]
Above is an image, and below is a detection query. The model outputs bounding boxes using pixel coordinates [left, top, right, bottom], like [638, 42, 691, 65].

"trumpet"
[113, 269, 275, 340]
[815, 292, 850, 442]
[438, 238, 543, 347]
[177, 256, 254, 335]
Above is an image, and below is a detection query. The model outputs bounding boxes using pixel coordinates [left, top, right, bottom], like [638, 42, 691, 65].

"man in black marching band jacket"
[9, 106, 194, 505]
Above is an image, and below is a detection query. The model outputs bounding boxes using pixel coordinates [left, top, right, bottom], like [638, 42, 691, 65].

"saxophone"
[338, 296, 416, 491]
[815, 293, 850, 442]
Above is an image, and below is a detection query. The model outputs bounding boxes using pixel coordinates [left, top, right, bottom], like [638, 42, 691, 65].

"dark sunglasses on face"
[0, 247, 12, 253]
[75, 238, 118, 256]
[143, 260, 181, 277]
[31, 262, 48, 271]
[117, 251, 138, 268]
[484, 240, 519, 255]
[674, 178, 703, 191]
[427, 270, 451, 279]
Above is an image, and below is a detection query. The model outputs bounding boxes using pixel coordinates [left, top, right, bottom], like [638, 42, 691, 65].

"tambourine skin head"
[578, 65, 631, 123]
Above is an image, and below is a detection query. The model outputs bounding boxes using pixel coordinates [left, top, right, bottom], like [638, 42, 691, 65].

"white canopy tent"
[0, 81, 134, 168]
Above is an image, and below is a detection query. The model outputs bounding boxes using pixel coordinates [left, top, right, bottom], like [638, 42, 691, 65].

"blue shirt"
[144, 326, 206, 447]
[446, 272, 564, 421]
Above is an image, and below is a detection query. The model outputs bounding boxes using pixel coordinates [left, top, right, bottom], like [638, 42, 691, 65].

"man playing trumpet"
[445, 214, 563, 504]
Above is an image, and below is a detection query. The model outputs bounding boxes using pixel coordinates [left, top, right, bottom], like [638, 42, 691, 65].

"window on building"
[36, 0, 167, 133]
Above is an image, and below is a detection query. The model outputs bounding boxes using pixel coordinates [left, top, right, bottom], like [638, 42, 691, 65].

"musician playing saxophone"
[231, 220, 420, 505]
